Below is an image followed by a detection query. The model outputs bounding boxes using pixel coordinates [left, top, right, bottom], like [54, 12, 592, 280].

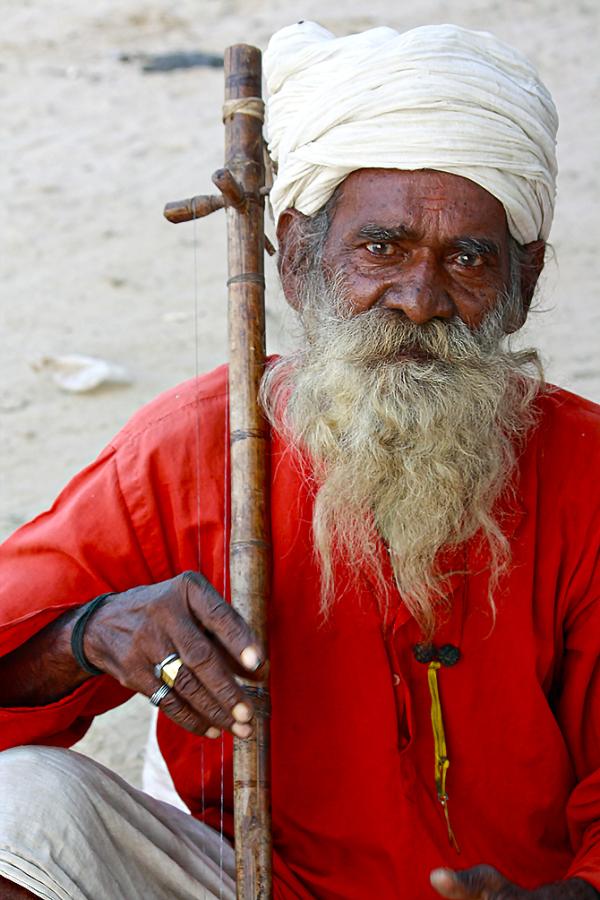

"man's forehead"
[331, 168, 510, 242]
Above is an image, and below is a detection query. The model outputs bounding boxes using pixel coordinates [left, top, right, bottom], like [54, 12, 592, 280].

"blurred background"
[1, 0, 598, 783]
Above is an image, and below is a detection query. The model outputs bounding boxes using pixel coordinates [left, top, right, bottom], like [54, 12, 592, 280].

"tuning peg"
[212, 168, 246, 210]
[163, 195, 225, 223]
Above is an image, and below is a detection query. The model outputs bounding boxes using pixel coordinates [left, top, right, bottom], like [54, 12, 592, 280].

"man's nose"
[380, 255, 455, 324]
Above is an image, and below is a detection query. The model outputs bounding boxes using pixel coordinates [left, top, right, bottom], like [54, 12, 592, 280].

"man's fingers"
[150, 688, 213, 737]
[174, 621, 256, 731]
[180, 572, 264, 671]
[171, 659, 253, 738]
[430, 865, 514, 899]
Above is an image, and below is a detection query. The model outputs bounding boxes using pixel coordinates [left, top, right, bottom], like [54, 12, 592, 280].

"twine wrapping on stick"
[223, 97, 265, 122]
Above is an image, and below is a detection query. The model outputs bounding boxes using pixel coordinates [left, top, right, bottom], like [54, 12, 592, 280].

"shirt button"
[392, 673, 401, 686]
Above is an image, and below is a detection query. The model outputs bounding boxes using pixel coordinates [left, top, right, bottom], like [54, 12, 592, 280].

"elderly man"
[0, 20, 599, 900]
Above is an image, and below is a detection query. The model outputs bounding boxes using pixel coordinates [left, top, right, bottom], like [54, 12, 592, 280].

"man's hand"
[430, 866, 599, 899]
[0, 571, 263, 742]
[83, 571, 264, 739]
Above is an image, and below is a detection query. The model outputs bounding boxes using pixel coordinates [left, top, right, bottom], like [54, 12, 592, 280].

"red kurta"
[1, 364, 600, 899]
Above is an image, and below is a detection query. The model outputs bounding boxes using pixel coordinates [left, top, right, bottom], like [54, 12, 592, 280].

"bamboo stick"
[222, 45, 272, 900]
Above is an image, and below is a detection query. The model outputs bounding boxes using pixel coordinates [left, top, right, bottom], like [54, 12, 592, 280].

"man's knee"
[0, 745, 101, 833]
[0, 747, 107, 897]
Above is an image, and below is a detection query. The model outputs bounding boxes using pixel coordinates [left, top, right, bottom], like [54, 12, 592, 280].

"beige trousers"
[0, 746, 236, 900]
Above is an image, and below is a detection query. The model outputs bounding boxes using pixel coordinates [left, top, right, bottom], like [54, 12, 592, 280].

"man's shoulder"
[108, 363, 229, 453]
[537, 384, 600, 441]
[533, 385, 600, 483]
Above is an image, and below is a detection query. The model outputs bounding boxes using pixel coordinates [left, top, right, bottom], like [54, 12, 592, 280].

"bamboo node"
[227, 273, 266, 287]
[230, 538, 271, 554]
[230, 427, 269, 443]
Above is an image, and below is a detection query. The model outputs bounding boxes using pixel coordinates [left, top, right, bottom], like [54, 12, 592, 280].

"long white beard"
[261, 275, 543, 635]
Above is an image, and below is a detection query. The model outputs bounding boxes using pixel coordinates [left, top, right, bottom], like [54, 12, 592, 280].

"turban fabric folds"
[264, 22, 558, 244]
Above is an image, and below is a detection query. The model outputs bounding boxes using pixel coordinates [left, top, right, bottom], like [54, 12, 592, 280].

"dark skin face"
[277, 168, 546, 332]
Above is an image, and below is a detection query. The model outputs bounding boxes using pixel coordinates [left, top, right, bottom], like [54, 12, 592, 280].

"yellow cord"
[427, 661, 460, 853]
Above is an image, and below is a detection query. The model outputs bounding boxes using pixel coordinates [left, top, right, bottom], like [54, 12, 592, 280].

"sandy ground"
[1, 0, 599, 787]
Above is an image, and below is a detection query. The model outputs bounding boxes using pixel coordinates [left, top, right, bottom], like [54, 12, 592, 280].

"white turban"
[264, 22, 558, 244]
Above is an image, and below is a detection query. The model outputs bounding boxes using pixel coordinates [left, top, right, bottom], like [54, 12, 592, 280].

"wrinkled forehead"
[327, 168, 510, 245]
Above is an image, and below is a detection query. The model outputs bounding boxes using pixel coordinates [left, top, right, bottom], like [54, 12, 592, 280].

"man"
[1, 20, 599, 900]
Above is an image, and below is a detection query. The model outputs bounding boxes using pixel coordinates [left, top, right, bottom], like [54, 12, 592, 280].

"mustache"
[301, 300, 511, 368]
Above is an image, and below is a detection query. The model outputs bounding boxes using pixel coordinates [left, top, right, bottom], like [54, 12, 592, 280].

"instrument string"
[219, 356, 230, 895]
[191, 208, 208, 859]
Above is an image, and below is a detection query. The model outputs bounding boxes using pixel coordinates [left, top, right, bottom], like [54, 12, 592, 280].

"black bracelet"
[70, 593, 113, 676]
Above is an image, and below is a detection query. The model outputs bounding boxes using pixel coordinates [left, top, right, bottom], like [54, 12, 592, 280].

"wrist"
[71, 594, 114, 676]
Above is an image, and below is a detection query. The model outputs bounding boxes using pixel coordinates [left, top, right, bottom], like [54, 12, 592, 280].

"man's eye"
[455, 251, 483, 268]
[365, 242, 395, 256]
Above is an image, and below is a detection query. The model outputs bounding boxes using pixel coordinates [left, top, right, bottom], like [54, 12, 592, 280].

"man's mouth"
[394, 347, 436, 362]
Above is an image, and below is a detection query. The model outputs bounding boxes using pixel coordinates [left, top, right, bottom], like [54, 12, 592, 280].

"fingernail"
[205, 727, 221, 739]
[240, 645, 261, 671]
[232, 722, 252, 739]
[430, 869, 453, 886]
[232, 702, 252, 723]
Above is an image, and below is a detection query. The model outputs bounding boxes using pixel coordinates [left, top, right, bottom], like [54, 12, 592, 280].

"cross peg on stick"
[163, 169, 275, 254]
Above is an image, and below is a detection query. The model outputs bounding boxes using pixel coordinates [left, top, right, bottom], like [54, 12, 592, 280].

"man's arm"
[0, 606, 88, 707]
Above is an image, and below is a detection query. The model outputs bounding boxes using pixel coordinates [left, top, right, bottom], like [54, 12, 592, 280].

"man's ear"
[520, 239, 546, 314]
[505, 239, 546, 334]
[276, 208, 311, 311]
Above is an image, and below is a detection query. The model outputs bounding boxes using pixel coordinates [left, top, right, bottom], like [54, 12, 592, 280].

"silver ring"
[154, 652, 179, 680]
[149, 683, 172, 707]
